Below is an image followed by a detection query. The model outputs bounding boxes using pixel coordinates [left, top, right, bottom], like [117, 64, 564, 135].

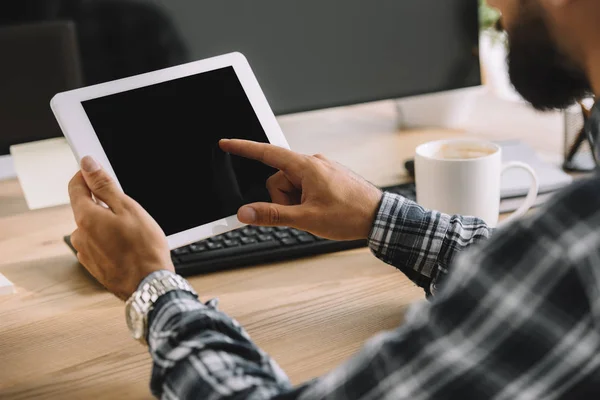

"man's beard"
[507, 2, 591, 111]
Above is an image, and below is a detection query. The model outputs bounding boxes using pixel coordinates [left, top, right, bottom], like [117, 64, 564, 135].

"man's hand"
[68, 156, 174, 300]
[219, 139, 383, 240]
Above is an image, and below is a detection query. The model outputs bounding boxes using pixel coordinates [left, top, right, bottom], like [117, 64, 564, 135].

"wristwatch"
[125, 273, 197, 345]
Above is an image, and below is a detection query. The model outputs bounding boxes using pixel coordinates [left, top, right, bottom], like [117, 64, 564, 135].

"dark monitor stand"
[0, 21, 82, 179]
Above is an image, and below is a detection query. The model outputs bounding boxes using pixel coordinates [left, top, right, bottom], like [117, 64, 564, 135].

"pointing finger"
[219, 139, 306, 182]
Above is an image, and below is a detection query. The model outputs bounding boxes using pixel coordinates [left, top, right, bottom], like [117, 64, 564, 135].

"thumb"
[238, 203, 303, 227]
[80, 156, 124, 211]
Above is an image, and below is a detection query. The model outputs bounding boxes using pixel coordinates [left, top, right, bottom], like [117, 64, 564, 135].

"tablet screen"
[81, 66, 276, 236]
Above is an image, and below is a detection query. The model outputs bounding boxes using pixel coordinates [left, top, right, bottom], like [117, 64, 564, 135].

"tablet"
[51, 52, 290, 249]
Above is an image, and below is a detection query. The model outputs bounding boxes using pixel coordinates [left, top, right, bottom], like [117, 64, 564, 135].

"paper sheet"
[0, 273, 15, 295]
[498, 140, 573, 198]
[10, 137, 79, 210]
[0, 154, 17, 181]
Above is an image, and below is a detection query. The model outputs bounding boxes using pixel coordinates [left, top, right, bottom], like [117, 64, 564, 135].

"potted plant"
[479, 0, 502, 38]
[478, 0, 521, 100]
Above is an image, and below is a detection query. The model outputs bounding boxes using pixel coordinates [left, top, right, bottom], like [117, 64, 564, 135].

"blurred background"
[0, 0, 482, 156]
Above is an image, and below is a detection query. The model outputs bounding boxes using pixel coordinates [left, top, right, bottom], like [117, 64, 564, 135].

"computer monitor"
[1, 0, 480, 142]
[0, 21, 83, 156]
[161, 0, 481, 115]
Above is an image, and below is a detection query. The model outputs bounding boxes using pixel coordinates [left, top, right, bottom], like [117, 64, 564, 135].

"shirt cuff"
[367, 191, 408, 255]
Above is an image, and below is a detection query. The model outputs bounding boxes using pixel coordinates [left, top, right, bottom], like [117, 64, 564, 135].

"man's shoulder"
[538, 174, 600, 220]
[494, 174, 600, 256]
[445, 175, 600, 299]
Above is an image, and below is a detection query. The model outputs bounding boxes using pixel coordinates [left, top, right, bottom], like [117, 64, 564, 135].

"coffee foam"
[433, 143, 496, 160]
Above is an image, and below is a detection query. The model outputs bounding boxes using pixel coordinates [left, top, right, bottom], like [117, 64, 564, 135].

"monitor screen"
[0, 21, 82, 154]
[3, 0, 480, 114]
[150, 0, 481, 114]
[81, 66, 276, 236]
[1, 0, 480, 153]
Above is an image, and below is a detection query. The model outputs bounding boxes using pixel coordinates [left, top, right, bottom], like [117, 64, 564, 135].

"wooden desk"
[0, 101, 563, 399]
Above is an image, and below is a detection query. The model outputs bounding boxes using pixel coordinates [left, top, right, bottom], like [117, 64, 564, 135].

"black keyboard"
[63, 183, 416, 276]
[170, 182, 416, 276]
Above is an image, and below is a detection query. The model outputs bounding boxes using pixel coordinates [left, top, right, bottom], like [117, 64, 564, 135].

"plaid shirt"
[142, 106, 600, 399]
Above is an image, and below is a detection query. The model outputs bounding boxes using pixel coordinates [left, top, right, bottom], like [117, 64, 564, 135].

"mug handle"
[499, 161, 539, 226]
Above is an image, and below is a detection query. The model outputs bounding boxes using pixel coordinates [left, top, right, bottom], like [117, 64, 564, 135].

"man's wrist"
[359, 188, 383, 238]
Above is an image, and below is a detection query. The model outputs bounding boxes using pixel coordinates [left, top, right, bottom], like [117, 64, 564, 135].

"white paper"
[10, 138, 79, 210]
[498, 140, 573, 198]
[499, 191, 555, 214]
[0, 154, 17, 181]
[0, 273, 15, 295]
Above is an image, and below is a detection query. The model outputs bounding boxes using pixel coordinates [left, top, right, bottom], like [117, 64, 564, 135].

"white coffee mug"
[415, 139, 539, 227]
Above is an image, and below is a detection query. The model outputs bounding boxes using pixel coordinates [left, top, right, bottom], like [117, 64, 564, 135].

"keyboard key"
[274, 226, 288, 232]
[241, 237, 257, 245]
[382, 183, 417, 201]
[274, 231, 290, 239]
[173, 247, 189, 255]
[258, 234, 274, 242]
[189, 243, 206, 252]
[258, 227, 274, 233]
[226, 231, 241, 239]
[224, 239, 241, 248]
[281, 237, 298, 246]
[207, 242, 223, 250]
[180, 240, 281, 263]
[210, 236, 224, 243]
[298, 235, 316, 244]
[242, 227, 258, 236]
[290, 229, 305, 237]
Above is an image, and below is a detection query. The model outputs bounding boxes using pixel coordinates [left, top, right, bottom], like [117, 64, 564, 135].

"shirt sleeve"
[146, 178, 600, 399]
[146, 289, 292, 399]
[367, 192, 492, 296]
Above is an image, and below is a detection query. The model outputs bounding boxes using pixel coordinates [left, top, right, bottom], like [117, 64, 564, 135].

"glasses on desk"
[585, 102, 600, 168]
[564, 99, 599, 171]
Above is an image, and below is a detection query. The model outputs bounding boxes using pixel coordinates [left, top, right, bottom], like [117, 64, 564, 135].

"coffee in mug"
[433, 142, 497, 160]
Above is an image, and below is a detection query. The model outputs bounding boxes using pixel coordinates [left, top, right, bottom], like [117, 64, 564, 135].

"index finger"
[219, 139, 306, 179]
[68, 171, 103, 224]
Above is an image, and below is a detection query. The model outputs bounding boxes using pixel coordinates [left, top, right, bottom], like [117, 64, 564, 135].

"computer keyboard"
[63, 182, 416, 276]
[171, 226, 367, 275]
[170, 182, 416, 276]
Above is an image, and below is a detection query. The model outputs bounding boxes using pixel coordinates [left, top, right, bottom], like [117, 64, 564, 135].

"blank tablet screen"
[81, 66, 276, 236]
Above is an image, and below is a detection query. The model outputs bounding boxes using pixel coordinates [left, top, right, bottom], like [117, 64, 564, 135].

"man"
[68, 0, 600, 398]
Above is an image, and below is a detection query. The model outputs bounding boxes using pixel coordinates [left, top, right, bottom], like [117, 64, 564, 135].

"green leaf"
[479, 0, 501, 31]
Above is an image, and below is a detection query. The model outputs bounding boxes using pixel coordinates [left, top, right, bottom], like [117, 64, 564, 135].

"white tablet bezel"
[51, 52, 290, 250]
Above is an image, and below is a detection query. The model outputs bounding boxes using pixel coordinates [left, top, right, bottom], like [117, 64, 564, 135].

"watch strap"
[131, 272, 197, 316]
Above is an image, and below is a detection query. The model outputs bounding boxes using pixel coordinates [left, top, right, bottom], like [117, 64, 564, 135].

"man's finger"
[80, 156, 125, 211]
[219, 139, 305, 181]
[266, 172, 299, 206]
[237, 203, 304, 227]
[69, 171, 103, 226]
[76, 252, 95, 276]
[70, 229, 83, 252]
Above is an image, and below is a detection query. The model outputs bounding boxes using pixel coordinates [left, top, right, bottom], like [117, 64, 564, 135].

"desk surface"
[0, 100, 563, 399]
